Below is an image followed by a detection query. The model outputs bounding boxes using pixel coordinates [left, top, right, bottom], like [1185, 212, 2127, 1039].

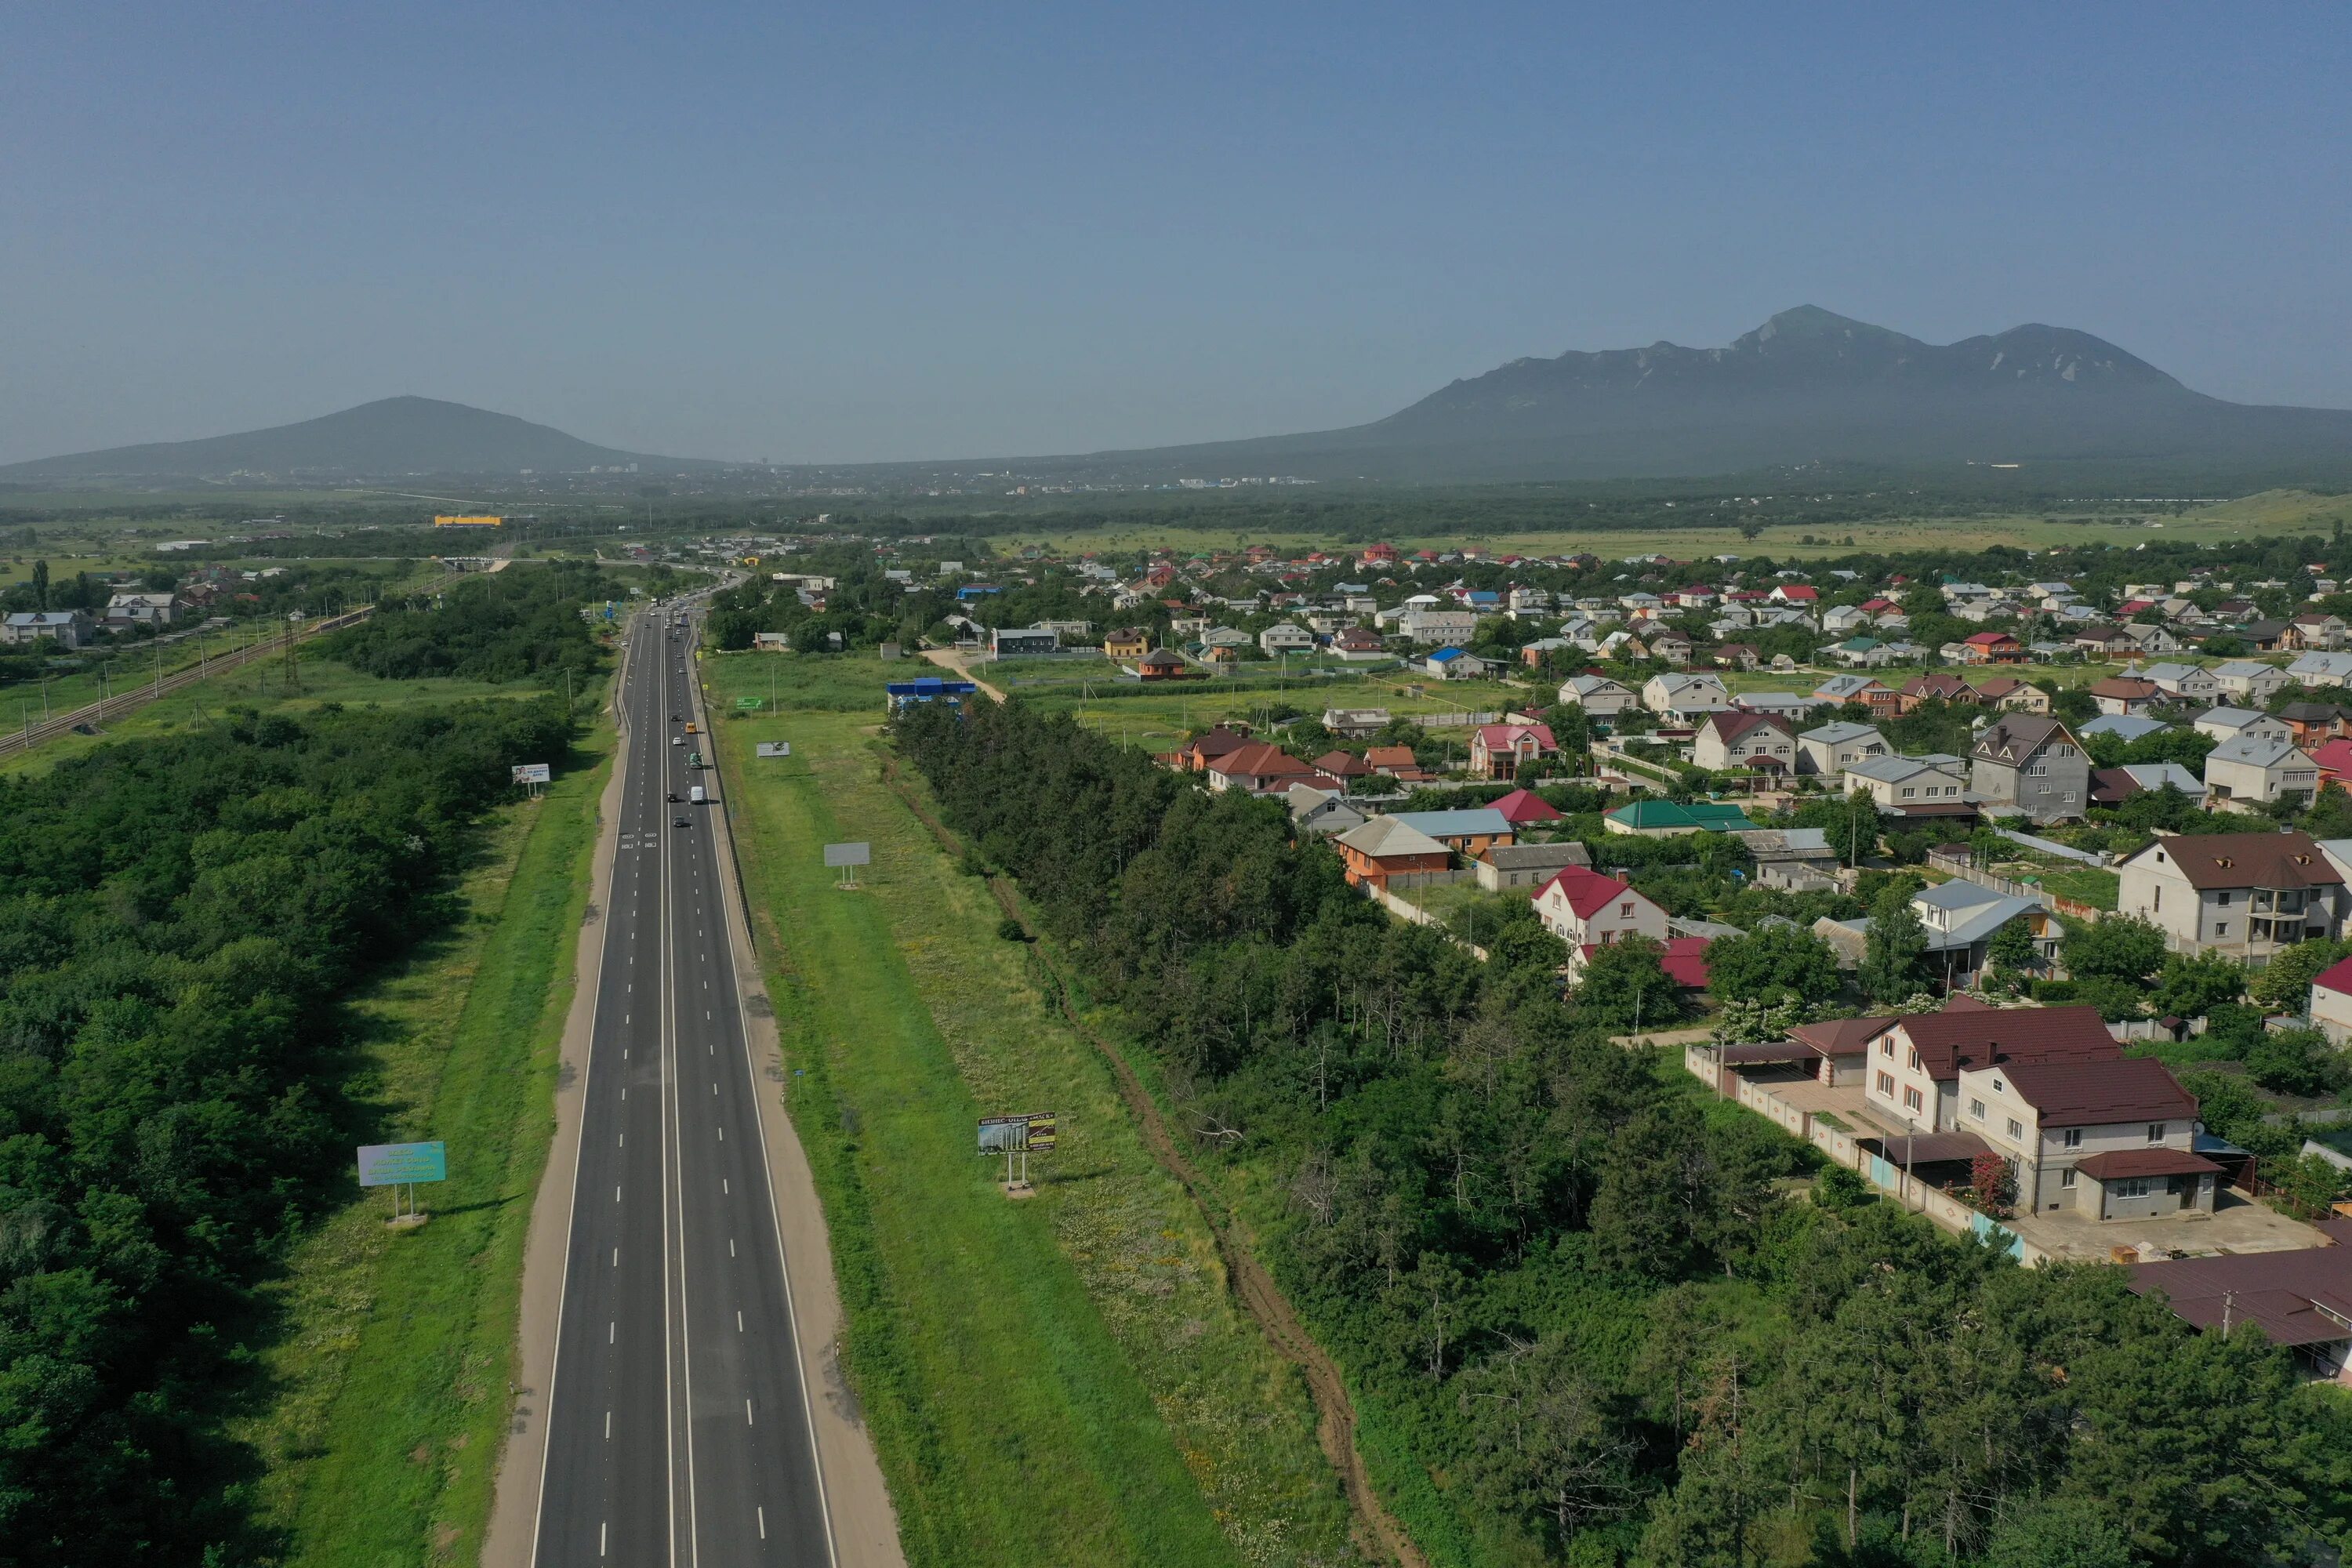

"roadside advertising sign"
[822, 842, 872, 868]
[510, 763, 551, 785]
[357, 1142, 448, 1187]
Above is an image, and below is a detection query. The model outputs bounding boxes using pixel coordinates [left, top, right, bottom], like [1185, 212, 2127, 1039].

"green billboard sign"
[357, 1141, 448, 1187]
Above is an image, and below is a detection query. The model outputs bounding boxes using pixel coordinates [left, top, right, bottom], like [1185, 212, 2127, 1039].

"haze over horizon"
[5, 4, 2348, 468]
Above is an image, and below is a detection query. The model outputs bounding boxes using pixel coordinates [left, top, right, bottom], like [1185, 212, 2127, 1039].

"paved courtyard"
[2008, 1189, 2327, 1263]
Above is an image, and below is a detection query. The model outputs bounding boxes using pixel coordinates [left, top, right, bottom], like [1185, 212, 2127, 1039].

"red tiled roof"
[1896, 1004, 2118, 1078]
[2131, 1246, 2352, 1347]
[2074, 1149, 2222, 1181]
[1578, 935, 1709, 986]
[1541, 866, 1638, 919]
[1704, 710, 1794, 746]
[1788, 1016, 1899, 1056]
[1490, 787, 1563, 823]
[1963, 630, 2018, 646]
[2311, 738, 2352, 778]
[1312, 750, 1371, 776]
[1210, 742, 1321, 781]
[1186, 726, 1250, 759]
[1996, 1055, 2198, 1128]
[2089, 676, 2159, 699]
[1474, 723, 1557, 752]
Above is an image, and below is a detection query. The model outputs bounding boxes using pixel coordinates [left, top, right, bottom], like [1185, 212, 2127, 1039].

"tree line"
[891, 692, 2352, 1566]
[319, 560, 618, 684]
[0, 697, 579, 1563]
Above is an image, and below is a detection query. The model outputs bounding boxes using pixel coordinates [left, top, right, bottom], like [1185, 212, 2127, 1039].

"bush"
[996, 916, 1029, 942]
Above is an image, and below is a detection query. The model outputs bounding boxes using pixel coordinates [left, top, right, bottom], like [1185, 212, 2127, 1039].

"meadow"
[706, 651, 1363, 1567]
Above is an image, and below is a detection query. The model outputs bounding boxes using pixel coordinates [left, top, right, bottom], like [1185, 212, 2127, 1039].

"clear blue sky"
[5, 2, 2347, 465]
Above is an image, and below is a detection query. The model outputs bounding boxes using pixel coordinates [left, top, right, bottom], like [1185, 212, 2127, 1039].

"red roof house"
[1469, 723, 1558, 782]
[1490, 787, 1564, 824]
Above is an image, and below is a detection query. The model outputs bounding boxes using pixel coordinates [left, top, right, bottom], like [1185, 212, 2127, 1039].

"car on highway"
[672, 735, 684, 746]
[673, 815, 690, 828]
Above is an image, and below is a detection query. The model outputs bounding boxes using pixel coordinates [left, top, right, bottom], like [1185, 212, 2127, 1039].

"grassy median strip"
[234, 720, 613, 1566]
[709, 655, 1361, 1568]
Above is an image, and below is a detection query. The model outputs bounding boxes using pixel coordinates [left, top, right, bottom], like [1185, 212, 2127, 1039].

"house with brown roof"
[1138, 648, 1206, 681]
[1310, 750, 1373, 789]
[1364, 744, 1428, 781]
[1898, 671, 1982, 712]
[1204, 742, 1329, 795]
[1863, 1003, 2119, 1134]
[1691, 710, 1798, 774]
[2114, 829, 2347, 956]
[1958, 630, 2025, 665]
[1956, 1053, 2212, 1219]
[1103, 627, 1152, 659]
[2131, 1233, 2352, 1384]
[1969, 714, 2089, 824]
[1971, 675, 2049, 714]
[1787, 1015, 1900, 1087]
[1468, 722, 1557, 782]
[1177, 725, 1251, 771]
[2088, 674, 2163, 716]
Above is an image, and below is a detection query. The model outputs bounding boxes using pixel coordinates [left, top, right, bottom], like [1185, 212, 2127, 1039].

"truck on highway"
[690, 785, 706, 805]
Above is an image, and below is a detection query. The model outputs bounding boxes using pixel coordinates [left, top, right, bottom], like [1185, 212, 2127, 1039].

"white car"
[672, 735, 684, 746]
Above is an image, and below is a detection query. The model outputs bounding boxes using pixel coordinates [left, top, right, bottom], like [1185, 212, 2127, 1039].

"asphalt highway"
[532, 604, 833, 1566]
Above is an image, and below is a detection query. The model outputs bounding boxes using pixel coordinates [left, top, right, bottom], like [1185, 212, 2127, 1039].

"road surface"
[530, 604, 835, 1566]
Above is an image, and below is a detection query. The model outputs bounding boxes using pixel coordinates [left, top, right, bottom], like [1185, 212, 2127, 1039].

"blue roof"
[885, 677, 977, 697]
[1427, 648, 1465, 662]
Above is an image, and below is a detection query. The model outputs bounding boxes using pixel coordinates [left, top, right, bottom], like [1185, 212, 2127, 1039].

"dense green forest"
[320, 561, 619, 684]
[0, 698, 578, 1564]
[893, 695, 2352, 1567]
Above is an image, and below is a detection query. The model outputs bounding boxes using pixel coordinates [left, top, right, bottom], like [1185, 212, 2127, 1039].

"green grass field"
[0, 654, 557, 778]
[233, 718, 612, 1566]
[996, 488, 2352, 561]
[706, 653, 1362, 1567]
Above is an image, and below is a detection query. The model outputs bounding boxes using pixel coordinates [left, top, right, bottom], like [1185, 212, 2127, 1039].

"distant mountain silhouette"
[0, 396, 703, 481]
[1076, 306, 2352, 481]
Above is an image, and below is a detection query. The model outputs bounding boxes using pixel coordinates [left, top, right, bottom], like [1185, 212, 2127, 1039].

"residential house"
[1177, 726, 1251, 771]
[2277, 702, 2352, 747]
[1398, 608, 1479, 646]
[2211, 659, 2292, 703]
[1961, 1054, 2212, 1219]
[2130, 1246, 2352, 1384]
[1970, 714, 2090, 825]
[2140, 662, 2220, 703]
[1787, 1015, 1900, 1087]
[2289, 612, 2350, 651]
[1825, 636, 1904, 668]
[102, 591, 180, 629]
[1386, 808, 1515, 858]
[1643, 631, 1694, 666]
[2288, 651, 2352, 688]
[1899, 671, 1981, 713]
[1285, 785, 1368, 837]
[990, 626, 1059, 657]
[1475, 840, 1593, 892]
[1533, 866, 1671, 949]
[1330, 626, 1389, 661]
[2204, 734, 2319, 806]
[2088, 675, 2163, 716]
[1604, 800, 1756, 836]
[2315, 739, 2352, 795]
[2309, 953, 2352, 1045]
[1959, 630, 2025, 664]
[1820, 604, 1875, 635]
[1322, 707, 1392, 739]
[1844, 753, 1973, 815]
[2193, 705, 2294, 746]
[1715, 642, 1762, 670]
[1103, 627, 1152, 659]
[1311, 751, 1374, 790]
[1417, 648, 1479, 680]
[0, 609, 93, 648]
[1518, 637, 1573, 669]
[1332, 817, 1454, 890]
[1797, 720, 1889, 777]
[2076, 713, 2172, 744]
[2073, 624, 2140, 659]
[1731, 827, 1842, 890]
[2120, 622, 2183, 655]
[1862, 1003, 2122, 1134]
[1138, 648, 1205, 681]
[1642, 671, 1732, 721]
[1813, 673, 1899, 717]
[1692, 710, 1798, 775]
[1558, 673, 1639, 717]
[1364, 745, 1428, 781]
[2239, 619, 2293, 652]
[1490, 787, 1564, 826]
[1259, 622, 1316, 658]
[1911, 881, 2062, 988]
[1971, 675, 2051, 713]
[1731, 691, 1812, 722]
[1205, 742, 1329, 796]
[2114, 829, 2347, 956]
[2089, 762, 2208, 808]
[1469, 723, 1557, 781]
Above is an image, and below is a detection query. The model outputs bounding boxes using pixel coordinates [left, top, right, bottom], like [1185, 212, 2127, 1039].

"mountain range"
[5, 307, 2347, 485]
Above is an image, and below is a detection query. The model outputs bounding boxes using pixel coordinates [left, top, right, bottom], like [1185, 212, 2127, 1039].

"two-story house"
[2212, 659, 2293, 703]
[2193, 706, 2295, 746]
[1691, 710, 1797, 775]
[1843, 753, 1970, 811]
[1557, 674, 1638, 717]
[2114, 829, 2347, 956]
[1861, 1003, 2119, 1136]
[1812, 673, 1900, 718]
[1956, 1054, 2213, 1220]
[1532, 866, 1670, 949]
[0, 609, 94, 649]
[1641, 671, 1732, 722]
[2139, 662, 2220, 703]
[1796, 720, 1888, 777]
[2205, 734, 2319, 807]
[1969, 714, 2090, 824]
[2088, 675, 2163, 716]
[1468, 723, 1557, 782]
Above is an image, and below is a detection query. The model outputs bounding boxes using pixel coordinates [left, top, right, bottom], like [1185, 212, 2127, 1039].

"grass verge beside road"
[707, 653, 1362, 1567]
[234, 720, 612, 1566]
